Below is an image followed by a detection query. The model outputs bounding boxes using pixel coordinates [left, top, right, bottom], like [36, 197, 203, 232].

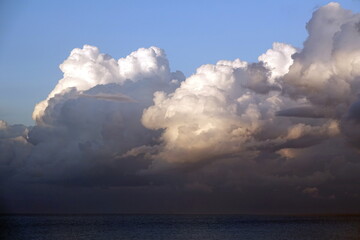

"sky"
[1, 0, 360, 214]
[1, 0, 360, 125]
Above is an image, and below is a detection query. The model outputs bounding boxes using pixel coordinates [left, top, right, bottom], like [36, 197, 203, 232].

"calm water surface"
[0, 215, 359, 240]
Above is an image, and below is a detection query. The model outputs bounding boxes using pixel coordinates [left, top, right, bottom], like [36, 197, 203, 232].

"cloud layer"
[1, 2, 360, 214]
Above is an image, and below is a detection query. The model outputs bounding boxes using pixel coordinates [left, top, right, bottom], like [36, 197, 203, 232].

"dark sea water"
[0, 214, 359, 240]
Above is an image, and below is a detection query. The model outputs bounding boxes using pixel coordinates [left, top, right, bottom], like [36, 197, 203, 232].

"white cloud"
[258, 42, 297, 82]
[283, 2, 360, 108]
[33, 45, 182, 124]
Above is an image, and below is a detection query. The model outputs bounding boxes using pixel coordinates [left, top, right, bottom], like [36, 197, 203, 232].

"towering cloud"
[1, 2, 360, 214]
[284, 2, 360, 108]
[141, 56, 291, 166]
[33, 45, 182, 123]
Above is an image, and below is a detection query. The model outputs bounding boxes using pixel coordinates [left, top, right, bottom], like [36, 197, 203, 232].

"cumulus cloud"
[1, 2, 360, 214]
[258, 42, 297, 82]
[33, 45, 183, 123]
[140, 41, 334, 168]
[283, 2, 360, 108]
[23, 45, 186, 184]
[141, 59, 291, 166]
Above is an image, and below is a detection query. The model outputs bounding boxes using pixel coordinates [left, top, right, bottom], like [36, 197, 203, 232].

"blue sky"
[1, 0, 360, 125]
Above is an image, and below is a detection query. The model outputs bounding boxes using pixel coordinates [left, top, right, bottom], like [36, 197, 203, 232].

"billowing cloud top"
[32, 45, 181, 123]
[1, 2, 360, 214]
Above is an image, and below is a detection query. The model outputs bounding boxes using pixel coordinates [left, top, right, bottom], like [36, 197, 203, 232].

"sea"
[0, 214, 359, 240]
